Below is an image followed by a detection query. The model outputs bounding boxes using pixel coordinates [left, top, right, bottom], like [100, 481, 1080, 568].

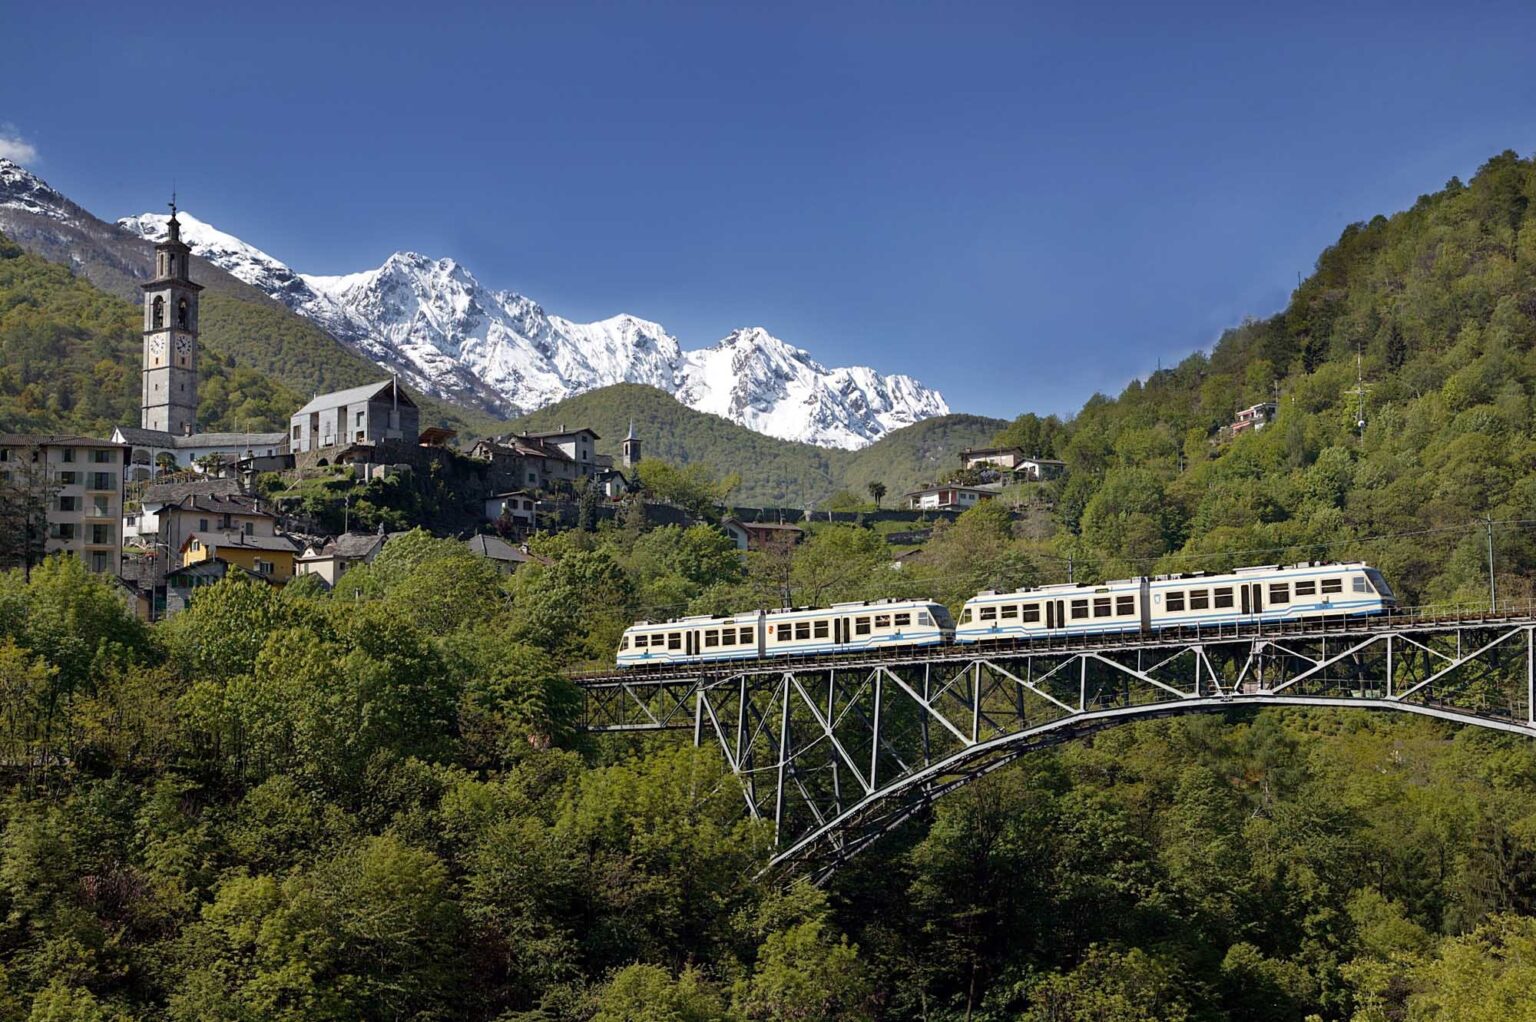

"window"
[1189, 590, 1209, 610]
[91, 552, 110, 573]
[89, 472, 113, 490]
[254, 559, 273, 576]
[1000, 605, 1018, 619]
[58, 471, 76, 485]
[795, 622, 810, 640]
[705, 630, 719, 648]
[1022, 603, 1041, 623]
[58, 495, 78, 512]
[634, 634, 648, 648]
[621, 636, 630, 650]
[814, 620, 829, 638]
[188, 539, 200, 551]
[1214, 587, 1234, 609]
[1294, 580, 1317, 596]
[1093, 597, 1111, 617]
[855, 617, 871, 635]
[959, 609, 972, 624]
[715, 628, 731, 645]
[199, 518, 209, 531]
[52, 523, 77, 541]
[90, 524, 111, 545]
[1321, 578, 1343, 595]
[740, 628, 754, 644]
[1269, 583, 1290, 604]
[777, 624, 792, 641]
[61, 448, 75, 463]
[1116, 595, 1135, 615]
[293, 425, 302, 439]
[1166, 592, 1185, 612]
[1071, 599, 1089, 619]
[918, 612, 933, 626]
[668, 633, 681, 650]
[244, 522, 254, 536]
[980, 606, 997, 622]
[356, 411, 364, 427]
[92, 450, 112, 463]
[1352, 576, 1368, 593]
[874, 614, 891, 628]
[894, 612, 911, 626]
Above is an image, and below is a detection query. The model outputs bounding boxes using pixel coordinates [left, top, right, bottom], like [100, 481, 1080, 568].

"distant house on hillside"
[1229, 402, 1276, 436]
[289, 379, 419, 456]
[294, 531, 388, 586]
[721, 518, 806, 552]
[960, 446, 1065, 482]
[905, 483, 996, 511]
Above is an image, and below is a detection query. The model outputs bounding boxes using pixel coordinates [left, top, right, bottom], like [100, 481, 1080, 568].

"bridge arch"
[577, 614, 1536, 880]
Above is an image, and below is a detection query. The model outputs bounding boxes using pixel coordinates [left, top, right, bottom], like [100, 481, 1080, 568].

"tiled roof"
[293, 379, 415, 417]
[183, 532, 301, 553]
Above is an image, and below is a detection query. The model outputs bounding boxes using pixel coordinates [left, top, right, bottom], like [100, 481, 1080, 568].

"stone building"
[289, 379, 420, 457]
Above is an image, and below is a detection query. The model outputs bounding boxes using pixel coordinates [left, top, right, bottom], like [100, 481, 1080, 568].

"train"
[615, 561, 1396, 668]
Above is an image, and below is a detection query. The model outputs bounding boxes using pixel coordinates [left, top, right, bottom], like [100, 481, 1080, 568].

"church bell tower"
[141, 200, 202, 435]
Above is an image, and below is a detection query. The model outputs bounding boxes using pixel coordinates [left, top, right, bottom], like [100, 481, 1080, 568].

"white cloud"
[0, 127, 39, 166]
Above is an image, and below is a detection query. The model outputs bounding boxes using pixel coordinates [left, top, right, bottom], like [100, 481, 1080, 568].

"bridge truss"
[577, 613, 1536, 880]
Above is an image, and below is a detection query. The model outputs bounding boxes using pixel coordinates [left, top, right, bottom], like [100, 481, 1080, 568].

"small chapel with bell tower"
[140, 198, 202, 435]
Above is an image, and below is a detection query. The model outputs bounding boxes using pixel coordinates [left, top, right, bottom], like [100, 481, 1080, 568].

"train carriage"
[954, 561, 1395, 644]
[616, 599, 954, 668]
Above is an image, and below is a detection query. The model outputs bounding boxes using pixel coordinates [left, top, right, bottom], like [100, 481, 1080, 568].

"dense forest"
[2, 149, 1536, 1021]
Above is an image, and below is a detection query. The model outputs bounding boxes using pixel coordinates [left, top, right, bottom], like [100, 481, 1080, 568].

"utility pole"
[1485, 516, 1497, 613]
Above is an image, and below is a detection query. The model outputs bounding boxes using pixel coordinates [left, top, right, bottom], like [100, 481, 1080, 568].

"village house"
[0, 434, 128, 574]
[293, 531, 389, 586]
[904, 483, 997, 511]
[721, 517, 806, 552]
[959, 446, 1065, 481]
[465, 533, 546, 573]
[1229, 401, 1276, 436]
[180, 530, 302, 581]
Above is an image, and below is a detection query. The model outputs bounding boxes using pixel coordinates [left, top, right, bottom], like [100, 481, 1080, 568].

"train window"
[1352, 576, 1368, 593]
[1071, 599, 1089, 619]
[1189, 590, 1209, 610]
[1093, 598, 1111, 617]
[1022, 603, 1041, 622]
[633, 634, 647, 648]
[1321, 578, 1343, 595]
[814, 620, 829, 638]
[1116, 595, 1135, 615]
[1213, 587, 1234, 609]
[1000, 605, 1018, 619]
[777, 624, 792, 641]
[621, 636, 629, 649]
[741, 628, 754, 644]
[1269, 583, 1290, 604]
[668, 633, 682, 650]
[705, 630, 719, 647]
[918, 612, 933, 626]
[874, 614, 891, 628]
[721, 628, 735, 645]
[795, 622, 811, 640]
[895, 612, 911, 626]
[980, 606, 997, 621]
[1294, 580, 1316, 596]
[960, 609, 973, 624]
[1166, 591, 1185, 612]
[856, 617, 871, 635]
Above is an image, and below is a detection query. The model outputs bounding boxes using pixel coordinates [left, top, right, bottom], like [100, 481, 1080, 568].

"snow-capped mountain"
[118, 210, 949, 448]
[0, 159, 71, 220]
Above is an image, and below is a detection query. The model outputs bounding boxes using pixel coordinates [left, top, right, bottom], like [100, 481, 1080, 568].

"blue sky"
[4, 0, 1535, 420]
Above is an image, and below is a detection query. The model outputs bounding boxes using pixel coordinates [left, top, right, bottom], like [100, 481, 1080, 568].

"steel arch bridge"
[575, 610, 1536, 881]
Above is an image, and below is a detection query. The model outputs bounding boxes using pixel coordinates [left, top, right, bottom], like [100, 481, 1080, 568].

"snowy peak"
[116, 208, 950, 448]
[0, 158, 73, 221]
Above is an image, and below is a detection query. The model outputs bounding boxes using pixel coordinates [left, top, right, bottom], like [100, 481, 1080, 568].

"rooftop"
[292, 379, 416, 417]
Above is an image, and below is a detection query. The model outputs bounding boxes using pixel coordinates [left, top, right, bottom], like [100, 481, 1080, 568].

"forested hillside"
[506, 383, 1003, 505]
[993, 150, 1536, 608]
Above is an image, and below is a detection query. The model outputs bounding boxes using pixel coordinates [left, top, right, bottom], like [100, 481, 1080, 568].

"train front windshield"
[1364, 569, 1396, 601]
[931, 606, 955, 630]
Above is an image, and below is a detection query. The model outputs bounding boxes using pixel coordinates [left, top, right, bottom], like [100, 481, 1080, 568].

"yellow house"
[181, 531, 300, 581]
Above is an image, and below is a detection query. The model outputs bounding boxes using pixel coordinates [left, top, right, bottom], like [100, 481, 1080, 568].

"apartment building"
[0, 435, 127, 574]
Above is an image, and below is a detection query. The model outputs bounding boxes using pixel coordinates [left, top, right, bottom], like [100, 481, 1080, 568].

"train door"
[685, 631, 698, 657]
[1046, 601, 1056, 629]
[1249, 584, 1263, 618]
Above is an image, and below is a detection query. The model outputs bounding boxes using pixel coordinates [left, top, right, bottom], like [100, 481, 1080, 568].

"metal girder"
[576, 618, 1536, 880]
